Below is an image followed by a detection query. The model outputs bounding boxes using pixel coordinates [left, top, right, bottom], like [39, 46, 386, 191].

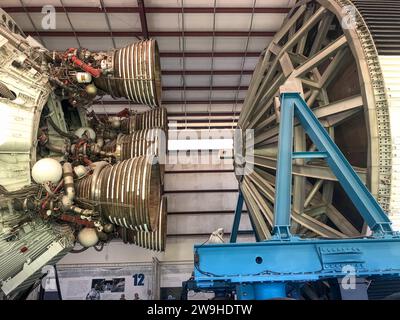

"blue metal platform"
[187, 91, 400, 300]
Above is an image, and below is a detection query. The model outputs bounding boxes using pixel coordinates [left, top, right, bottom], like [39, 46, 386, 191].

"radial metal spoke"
[237, 1, 381, 241]
[309, 12, 335, 56]
[304, 179, 324, 208]
[244, 168, 350, 238]
[291, 35, 347, 78]
[251, 155, 367, 182]
[254, 95, 363, 143]
[242, 7, 328, 126]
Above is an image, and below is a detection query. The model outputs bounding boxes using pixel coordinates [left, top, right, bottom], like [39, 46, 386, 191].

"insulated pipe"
[70, 55, 102, 78]
[62, 162, 75, 201]
[45, 141, 66, 154]
[96, 136, 104, 148]
[68, 205, 94, 216]
[47, 116, 78, 141]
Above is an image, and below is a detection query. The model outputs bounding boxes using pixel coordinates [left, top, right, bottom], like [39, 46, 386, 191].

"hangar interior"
[1, 0, 400, 300]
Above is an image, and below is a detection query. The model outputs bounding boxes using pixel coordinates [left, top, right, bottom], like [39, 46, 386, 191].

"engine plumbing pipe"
[70, 55, 101, 78]
[68, 205, 95, 216]
[63, 162, 75, 201]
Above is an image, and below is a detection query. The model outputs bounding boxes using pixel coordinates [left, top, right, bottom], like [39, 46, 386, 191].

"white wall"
[59, 234, 254, 265]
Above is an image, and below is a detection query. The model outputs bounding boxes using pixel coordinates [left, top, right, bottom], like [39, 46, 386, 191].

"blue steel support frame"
[191, 92, 400, 300]
[230, 190, 261, 243]
[276, 93, 393, 236]
[273, 95, 295, 239]
[230, 191, 244, 243]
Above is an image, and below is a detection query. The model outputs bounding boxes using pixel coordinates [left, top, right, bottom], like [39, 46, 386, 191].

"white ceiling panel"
[164, 105, 186, 113]
[248, 37, 271, 51]
[182, 57, 212, 69]
[164, 104, 242, 113]
[214, 37, 248, 52]
[161, 57, 184, 70]
[212, 75, 241, 86]
[162, 75, 182, 87]
[213, 57, 242, 70]
[162, 91, 184, 101]
[0, 0, 18, 5]
[147, 13, 181, 31]
[42, 36, 79, 50]
[237, 90, 247, 100]
[185, 75, 211, 86]
[3, 0, 134, 5]
[255, 0, 294, 7]
[67, 13, 108, 31]
[40, 13, 71, 31]
[3, 0, 61, 6]
[11, 12, 71, 31]
[184, 37, 213, 51]
[114, 37, 141, 49]
[103, 0, 138, 6]
[78, 37, 114, 51]
[252, 12, 286, 31]
[215, 0, 292, 7]
[63, 0, 99, 6]
[185, 90, 211, 100]
[216, 0, 256, 7]
[146, 0, 214, 7]
[183, 13, 214, 31]
[240, 75, 252, 86]
[215, 13, 252, 31]
[107, 13, 141, 31]
[211, 91, 237, 100]
[243, 57, 259, 70]
[153, 36, 181, 51]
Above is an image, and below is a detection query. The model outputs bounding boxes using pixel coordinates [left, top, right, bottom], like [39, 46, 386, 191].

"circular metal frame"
[236, 0, 393, 239]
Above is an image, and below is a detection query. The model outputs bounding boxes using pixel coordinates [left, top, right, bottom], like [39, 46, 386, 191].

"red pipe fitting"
[70, 55, 102, 78]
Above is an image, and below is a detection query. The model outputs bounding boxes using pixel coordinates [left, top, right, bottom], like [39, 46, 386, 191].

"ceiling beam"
[168, 112, 239, 117]
[160, 52, 261, 57]
[162, 70, 254, 75]
[95, 113, 240, 118]
[93, 100, 244, 105]
[163, 86, 248, 91]
[169, 119, 238, 124]
[46, 51, 260, 58]
[3, 6, 290, 14]
[26, 31, 275, 37]
[137, 0, 149, 39]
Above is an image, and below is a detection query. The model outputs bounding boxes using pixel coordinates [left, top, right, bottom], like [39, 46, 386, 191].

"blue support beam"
[272, 97, 294, 239]
[292, 151, 327, 159]
[194, 237, 400, 286]
[281, 93, 393, 235]
[230, 191, 244, 243]
[190, 91, 400, 300]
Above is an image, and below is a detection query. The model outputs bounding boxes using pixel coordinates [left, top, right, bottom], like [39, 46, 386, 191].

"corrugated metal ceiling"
[1, 0, 295, 128]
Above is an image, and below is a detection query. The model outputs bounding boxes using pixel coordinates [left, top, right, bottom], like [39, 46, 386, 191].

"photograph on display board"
[86, 278, 126, 300]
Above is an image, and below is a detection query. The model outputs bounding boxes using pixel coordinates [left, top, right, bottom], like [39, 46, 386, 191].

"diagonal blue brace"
[230, 189, 261, 243]
[230, 191, 244, 243]
[275, 92, 393, 237]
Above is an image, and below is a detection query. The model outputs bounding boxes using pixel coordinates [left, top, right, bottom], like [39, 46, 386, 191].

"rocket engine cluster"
[0, 8, 166, 298]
